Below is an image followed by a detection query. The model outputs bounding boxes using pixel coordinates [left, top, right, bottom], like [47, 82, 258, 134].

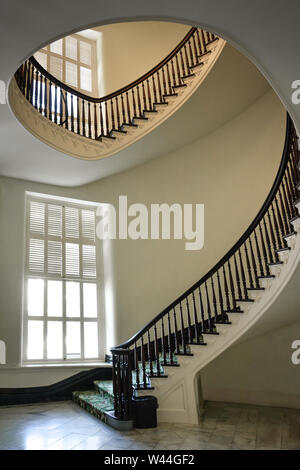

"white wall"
[0, 89, 285, 386]
[92, 22, 189, 96]
[201, 319, 300, 410]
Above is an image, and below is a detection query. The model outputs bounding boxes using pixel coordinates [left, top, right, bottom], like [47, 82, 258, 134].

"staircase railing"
[111, 114, 300, 420]
[14, 28, 218, 141]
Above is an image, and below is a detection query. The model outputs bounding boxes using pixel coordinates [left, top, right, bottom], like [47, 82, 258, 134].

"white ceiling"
[0, 1, 298, 186]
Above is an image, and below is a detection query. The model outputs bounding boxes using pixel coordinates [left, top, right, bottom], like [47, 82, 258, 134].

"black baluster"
[173, 308, 180, 354]
[48, 81, 52, 120]
[88, 102, 92, 138]
[141, 336, 147, 387]
[201, 30, 207, 54]
[175, 54, 181, 84]
[44, 75, 48, 118]
[152, 76, 157, 104]
[65, 91, 69, 130]
[211, 276, 218, 322]
[99, 102, 104, 137]
[146, 79, 152, 111]
[82, 99, 86, 137]
[157, 71, 162, 102]
[161, 318, 167, 365]
[248, 236, 259, 288]
[121, 94, 126, 125]
[192, 291, 200, 344]
[274, 195, 287, 246]
[132, 88, 137, 117]
[263, 217, 275, 263]
[147, 329, 154, 376]
[253, 228, 264, 278]
[227, 259, 237, 311]
[154, 323, 161, 376]
[222, 265, 231, 311]
[136, 85, 142, 117]
[54, 85, 58, 124]
[198, 286, 206, 331]
[204, 281, 214, 332]
[238, 248, 248, 299]
[167, 311, 173, 364]
[70, 95, 74, 132]
[126, 91, 131, 123]
[104, 101, 109, 135]
[93, 102, 98, 139]
[278, 185, 290, 235]
[233, 252, 242, 300]
[179, 302, 186, 353]
[244, 241, 254, 288]
[185, 297, 193, 343]
[216, 270, 225, 320]
[271, 202, 283, 249]
[134, 342, 140, 389]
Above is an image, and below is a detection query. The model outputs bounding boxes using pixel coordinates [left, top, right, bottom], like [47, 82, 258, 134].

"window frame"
[36, 33, 98, 97]
[22, 194, 105, 365]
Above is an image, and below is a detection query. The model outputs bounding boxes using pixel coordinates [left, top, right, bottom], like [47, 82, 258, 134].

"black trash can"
[132, 395, 158, 428]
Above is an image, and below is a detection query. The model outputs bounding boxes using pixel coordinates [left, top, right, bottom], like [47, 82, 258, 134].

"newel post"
[110, 347, 134, 421]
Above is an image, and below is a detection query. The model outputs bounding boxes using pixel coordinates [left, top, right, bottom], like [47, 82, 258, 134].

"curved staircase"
[71, 115, 300, 428]
[11, 28, 225, 160]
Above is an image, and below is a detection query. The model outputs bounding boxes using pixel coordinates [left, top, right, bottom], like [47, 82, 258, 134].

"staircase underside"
[10, 38, 225, 162]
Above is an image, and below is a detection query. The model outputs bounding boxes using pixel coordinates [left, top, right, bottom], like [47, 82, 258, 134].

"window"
[23, 194, 103, 363]
[34, 34, 98, 96]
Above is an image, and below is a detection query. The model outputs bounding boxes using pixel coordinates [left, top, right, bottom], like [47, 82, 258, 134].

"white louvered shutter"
[27, 197, 97, 281]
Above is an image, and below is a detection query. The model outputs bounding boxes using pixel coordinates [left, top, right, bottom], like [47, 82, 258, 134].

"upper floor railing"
[110, 114, 300, 420]
[14, 28, 218, 142]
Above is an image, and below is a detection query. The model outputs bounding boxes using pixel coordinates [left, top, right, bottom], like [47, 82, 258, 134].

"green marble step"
[94, 379, 114, 403]
[72, 390, 114, 424]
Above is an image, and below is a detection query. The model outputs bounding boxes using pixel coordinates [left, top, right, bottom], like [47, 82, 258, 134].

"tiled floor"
[0, 400, 299, 450]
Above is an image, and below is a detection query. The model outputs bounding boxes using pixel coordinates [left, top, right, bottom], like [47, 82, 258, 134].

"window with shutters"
[23, 194, 103, 363]
[34, 34, 97, 96]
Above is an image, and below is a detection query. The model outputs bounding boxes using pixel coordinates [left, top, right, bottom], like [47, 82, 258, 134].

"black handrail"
[15, 28, 218, 141]
[110, 113, 300, 420]
[115, 114, 292, 349]
[29, 27, 197, 103]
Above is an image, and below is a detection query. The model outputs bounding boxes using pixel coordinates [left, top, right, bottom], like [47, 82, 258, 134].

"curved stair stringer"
[136, 215, 300, 425]
[9, 39, 225, 161]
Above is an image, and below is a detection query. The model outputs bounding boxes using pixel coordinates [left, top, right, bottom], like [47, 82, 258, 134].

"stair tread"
[72, 390, 114, 422]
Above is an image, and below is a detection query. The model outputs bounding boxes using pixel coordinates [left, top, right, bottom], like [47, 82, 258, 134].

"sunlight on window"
[47, 321, 63, 359]
[66, 281, 80, 317]
[28, 278, 44, 316]
[83, 283, 97, 317]
[66, 322, 81, 357]
[27, 321, 43, 359]
[47, 280, 62, 317]
[84, 322, 98, 358]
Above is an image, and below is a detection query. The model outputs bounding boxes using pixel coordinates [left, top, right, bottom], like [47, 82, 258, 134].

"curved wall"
[0, 89, 285, 387]
[92, 21, 190, 96]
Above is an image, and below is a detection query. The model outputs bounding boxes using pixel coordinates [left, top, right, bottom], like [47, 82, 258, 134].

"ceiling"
[0, 1, 298, 186]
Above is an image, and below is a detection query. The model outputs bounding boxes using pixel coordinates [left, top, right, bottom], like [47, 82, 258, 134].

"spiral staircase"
[9, 23, 300, 430]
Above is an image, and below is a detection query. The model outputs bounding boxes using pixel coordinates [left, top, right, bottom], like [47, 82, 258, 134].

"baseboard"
[0, 367, 112, 406]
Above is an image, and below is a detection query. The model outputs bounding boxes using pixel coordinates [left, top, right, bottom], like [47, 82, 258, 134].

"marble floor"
[0, 400, 299, 450]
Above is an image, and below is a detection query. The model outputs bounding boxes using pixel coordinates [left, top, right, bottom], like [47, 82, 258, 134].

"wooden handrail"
[114, 114, 292, 350]
[110, 113, 300, 420]
[30, 27, 197, 103]
[15, 27, 218, 142]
